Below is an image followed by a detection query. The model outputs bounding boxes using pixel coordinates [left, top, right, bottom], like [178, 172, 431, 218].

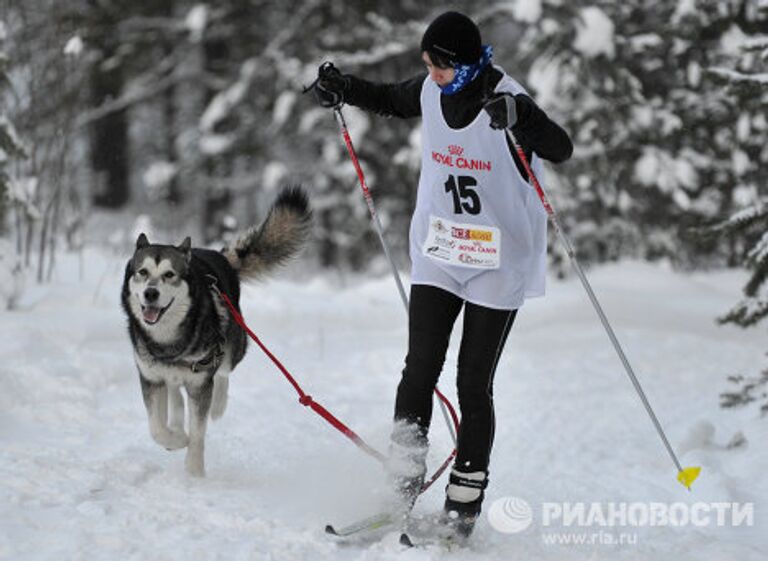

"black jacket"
[344, 65, 573, 181]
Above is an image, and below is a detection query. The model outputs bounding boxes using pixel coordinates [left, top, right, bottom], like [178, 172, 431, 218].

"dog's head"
[124, 233, 192, 333]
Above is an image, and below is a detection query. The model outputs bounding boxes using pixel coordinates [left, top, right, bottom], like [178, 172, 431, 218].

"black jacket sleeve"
[339, 68, 573, 167]
[344, 73, 425, 119]
[511, 94, 573, 163]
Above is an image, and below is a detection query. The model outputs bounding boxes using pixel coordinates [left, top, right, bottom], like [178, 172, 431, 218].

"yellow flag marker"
[677, 467, 702, 490]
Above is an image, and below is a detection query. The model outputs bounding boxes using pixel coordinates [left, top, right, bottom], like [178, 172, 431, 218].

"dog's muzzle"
[141, 297, 175, 325]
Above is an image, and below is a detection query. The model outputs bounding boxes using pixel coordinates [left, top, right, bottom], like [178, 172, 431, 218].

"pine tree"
[0, 18, 28, 234]
[709, 31, 768, 414]
[496, 0, 767, 268]
[187, 1, 454, 266]
[712, 201, 768, 328]
[1, 17, 30, 309]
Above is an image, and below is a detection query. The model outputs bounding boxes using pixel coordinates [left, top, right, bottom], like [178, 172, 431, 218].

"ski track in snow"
[1, 251, 767, 560]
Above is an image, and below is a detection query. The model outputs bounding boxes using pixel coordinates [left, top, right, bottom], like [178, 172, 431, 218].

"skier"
[313, 11, 573, 539]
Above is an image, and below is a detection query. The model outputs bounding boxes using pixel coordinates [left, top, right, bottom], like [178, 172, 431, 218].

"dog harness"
[189, 342, 225, 373]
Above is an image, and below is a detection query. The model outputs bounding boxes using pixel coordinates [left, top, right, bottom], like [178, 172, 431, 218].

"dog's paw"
[151, 428, 189, 450]
[185, 453, 205, 478]
[165, 429, 190, 450]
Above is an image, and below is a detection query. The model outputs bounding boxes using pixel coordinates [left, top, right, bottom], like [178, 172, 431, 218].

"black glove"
[313, 62, 350, 108]
[483, 92, 518, 130]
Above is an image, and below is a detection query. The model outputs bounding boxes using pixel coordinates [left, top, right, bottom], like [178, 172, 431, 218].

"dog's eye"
[163, 271, 175, 280]
[138, 268, 148, 277]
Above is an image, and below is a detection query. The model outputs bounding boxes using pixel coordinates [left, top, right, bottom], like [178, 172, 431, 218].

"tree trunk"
[163, 79, 180, 204]
[89, 42, 130, 208]
[159, 0, 180, 205]
[201, 36, 233, 243]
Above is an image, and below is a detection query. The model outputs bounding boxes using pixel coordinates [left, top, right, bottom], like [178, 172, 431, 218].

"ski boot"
[439, 469, 488, 541]
[386, 440, 428, 514]
[386, 422, 429, 516]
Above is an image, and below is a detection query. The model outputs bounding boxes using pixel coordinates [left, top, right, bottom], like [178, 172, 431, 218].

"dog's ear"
[136, 233, 150, 250]
[178, 237, 192, 263]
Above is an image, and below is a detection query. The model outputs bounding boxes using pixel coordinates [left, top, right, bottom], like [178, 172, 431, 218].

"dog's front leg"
[184, 375, 213, 477]
[140, 374, 189, 451]
[167, 383, 187, 438]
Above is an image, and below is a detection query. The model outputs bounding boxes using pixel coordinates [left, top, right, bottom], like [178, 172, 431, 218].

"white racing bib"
[422, 215, 501, 270]
[409, 67, 549, 309]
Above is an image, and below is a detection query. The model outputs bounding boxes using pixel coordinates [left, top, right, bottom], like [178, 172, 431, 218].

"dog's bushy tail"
[222, 186, 312, 282]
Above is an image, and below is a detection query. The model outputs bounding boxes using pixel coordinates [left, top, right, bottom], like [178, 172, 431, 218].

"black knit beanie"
[420, 11, 482, 65]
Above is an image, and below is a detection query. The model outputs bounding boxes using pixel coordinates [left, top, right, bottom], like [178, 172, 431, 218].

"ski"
[398, 514, 471, 549]
[325, 509, 467, 548]
[324, 511, 396, 538]
[324, 505, 423, 541]
[399, 532, 415, 547]
[399, 531, 466, 550]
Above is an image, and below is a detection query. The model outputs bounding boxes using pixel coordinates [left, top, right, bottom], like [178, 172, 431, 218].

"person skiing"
[312, 11, 573, 539]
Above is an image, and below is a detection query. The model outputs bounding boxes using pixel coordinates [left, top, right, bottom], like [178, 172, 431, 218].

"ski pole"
[333, 106, 458, 447]
[504, 128, 701, 491]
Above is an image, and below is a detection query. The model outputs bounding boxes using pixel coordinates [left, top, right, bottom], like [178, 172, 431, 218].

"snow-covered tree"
[717, 199, 768, 415]
[0, 18, 28, 234]
[177, 1, 456, 264]
[710, 201, 768, 329]
[3, 1, 95, 282]
[1, 18, 30, 308]
[493, 0, 767, 268]
[5, 0, 767, 276]
[707, 28, 768, 414]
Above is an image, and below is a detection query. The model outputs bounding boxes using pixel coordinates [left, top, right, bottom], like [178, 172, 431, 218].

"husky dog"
[121, 186, 311, 476]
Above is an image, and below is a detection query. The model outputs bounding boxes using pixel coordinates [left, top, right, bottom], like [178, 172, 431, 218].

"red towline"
[214, 286, 459, 494]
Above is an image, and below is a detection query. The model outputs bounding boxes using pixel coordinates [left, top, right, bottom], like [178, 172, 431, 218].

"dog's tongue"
[143, 307, 161, 324]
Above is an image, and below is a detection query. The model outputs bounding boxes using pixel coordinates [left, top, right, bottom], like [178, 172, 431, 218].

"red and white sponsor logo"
[457, 243, 497, 254]
[452, 227, 469, 240]
[431, 148, 492, 171]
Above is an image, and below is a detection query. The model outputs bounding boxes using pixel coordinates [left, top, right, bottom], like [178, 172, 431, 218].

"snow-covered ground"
[2, 250, 767, 560]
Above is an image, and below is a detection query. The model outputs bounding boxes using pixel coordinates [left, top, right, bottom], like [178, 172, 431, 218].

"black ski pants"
[394, 283, 517, 474]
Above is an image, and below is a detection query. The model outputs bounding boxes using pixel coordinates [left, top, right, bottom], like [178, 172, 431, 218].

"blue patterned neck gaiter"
[440, 44, 493, 96]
